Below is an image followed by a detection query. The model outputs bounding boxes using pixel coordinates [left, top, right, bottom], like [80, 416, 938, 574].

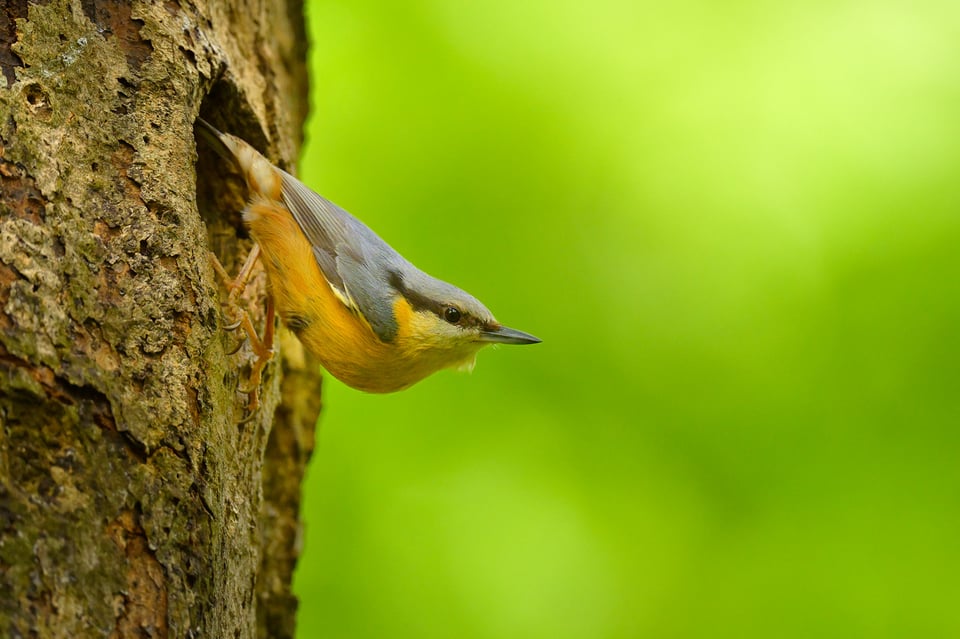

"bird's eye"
[443, 306, 462, 324]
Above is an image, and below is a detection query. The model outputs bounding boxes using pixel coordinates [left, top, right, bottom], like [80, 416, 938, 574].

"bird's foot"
[209, 247, 275, 416]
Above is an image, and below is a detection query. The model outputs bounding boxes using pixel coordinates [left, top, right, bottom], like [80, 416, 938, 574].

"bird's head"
[389, 269, 540, 374]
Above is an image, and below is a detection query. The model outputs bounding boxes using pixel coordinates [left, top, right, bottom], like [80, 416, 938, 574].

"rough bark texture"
[0, 1, 320, 637]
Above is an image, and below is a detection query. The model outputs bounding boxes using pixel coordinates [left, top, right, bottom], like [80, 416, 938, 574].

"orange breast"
[244, 199, 431, 392]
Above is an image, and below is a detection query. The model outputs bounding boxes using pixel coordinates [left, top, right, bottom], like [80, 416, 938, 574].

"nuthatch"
[197, 118, 539, 404]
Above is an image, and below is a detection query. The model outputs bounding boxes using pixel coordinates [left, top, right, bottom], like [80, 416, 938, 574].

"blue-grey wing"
[278, 170, 400, 341]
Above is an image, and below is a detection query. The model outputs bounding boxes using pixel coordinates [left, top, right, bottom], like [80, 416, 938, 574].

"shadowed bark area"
[0, 1, 319, 637]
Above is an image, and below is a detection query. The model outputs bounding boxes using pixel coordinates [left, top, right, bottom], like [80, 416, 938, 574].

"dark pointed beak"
[479, 324, 541, 345]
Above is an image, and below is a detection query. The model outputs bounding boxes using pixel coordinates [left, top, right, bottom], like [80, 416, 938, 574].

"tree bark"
[0, 1, 320, 637]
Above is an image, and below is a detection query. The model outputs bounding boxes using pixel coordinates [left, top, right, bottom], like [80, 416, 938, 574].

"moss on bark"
[0, 1, 317, 637]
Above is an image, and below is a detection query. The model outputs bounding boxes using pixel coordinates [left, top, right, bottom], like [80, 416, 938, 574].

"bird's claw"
[222, 316, 243, 332]
[226, 336, 246, 356]
[209, 247, 276, 418]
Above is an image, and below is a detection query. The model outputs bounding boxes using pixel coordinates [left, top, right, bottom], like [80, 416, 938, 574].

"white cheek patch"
[455, 353, 478, 373]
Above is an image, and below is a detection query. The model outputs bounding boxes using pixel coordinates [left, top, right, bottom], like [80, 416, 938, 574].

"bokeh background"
[292, 1, 960, 637]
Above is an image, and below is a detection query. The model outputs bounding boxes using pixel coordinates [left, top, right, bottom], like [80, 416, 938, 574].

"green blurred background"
[292, 1, 960, 637]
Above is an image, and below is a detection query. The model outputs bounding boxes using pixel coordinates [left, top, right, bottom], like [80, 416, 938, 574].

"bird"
[196, 117, 539, 406]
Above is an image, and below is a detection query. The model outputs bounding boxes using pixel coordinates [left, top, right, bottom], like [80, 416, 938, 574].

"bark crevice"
[0, 1, 317, 637]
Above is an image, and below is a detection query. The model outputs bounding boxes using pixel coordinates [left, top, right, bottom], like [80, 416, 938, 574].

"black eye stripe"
[390, 271, 483, 329]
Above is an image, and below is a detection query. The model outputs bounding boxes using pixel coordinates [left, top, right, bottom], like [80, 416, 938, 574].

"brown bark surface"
[0, 1, 320, 637]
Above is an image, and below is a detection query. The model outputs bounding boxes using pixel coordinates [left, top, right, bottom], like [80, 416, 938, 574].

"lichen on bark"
[0, 1, 317, 637]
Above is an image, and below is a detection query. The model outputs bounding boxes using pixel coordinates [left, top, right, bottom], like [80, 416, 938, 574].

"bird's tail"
[195, 117, 242, 166]
[195, 117, 284, 201]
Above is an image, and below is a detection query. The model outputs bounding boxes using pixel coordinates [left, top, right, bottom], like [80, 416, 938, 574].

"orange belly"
[244, 198, 435, 392]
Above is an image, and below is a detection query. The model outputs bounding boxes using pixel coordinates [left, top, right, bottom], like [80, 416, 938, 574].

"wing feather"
[278, 170, 401, 341]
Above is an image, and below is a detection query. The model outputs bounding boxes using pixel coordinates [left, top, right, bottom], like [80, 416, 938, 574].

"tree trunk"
[0, 1, 320, 637]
